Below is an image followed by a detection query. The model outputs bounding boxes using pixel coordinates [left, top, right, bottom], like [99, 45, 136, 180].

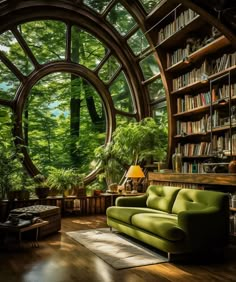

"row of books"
[212, 83, 236, 103]
[175, 132, 236, 157]
[151, 181, 203, 189]
[176, 91, 210, 113]
[172, 51, 236, 91]
[232, 133, 236, 155]
[182, 162, 205, 173]
[210, 109, 236, 129]
[177, 112, 236, 135]
[176, 115, 208, 135]
[212, 133, 231, 152]
[176, 142, 211, 157]
[212, 52, 236, 73]
[158, 9, 198, 44]
[167, 46, 190, 67]
[173, 59, 209, 90]
[177, 84, 236, 113]
[167, 42, 236, 69]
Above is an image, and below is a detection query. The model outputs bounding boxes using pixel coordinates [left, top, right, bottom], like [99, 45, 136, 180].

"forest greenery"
[0, 17, 167, 197]
[94, 117, 168, 188]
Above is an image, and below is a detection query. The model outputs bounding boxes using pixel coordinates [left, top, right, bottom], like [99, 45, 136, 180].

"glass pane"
[127, 29, 149, 55]
[152, 101, 168, 126]
[148, 78, 165, 102]
[71, 26, 107, 70]
[140, 53, 160, 80]
[98, 55, 120, 83]
[83, 0, 111, 13]
[0, 60, 20, 100]
[23, 72, 106, 175]
[19, 20, 66, 64]
[0, 31, 34, 75]
[109, 72, 134, 112]
[139, 0, 162, 13]
[106, 3, 137, 36]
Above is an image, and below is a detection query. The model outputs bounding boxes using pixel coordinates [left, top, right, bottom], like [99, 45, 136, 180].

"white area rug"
[66, 228, 168, 269]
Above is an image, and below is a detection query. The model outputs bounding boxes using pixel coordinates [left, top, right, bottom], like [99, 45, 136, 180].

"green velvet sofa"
[106, 185, 229, 259]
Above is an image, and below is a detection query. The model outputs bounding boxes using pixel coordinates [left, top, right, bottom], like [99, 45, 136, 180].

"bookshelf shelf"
[174, 105, 210, 117]
[156, 15, 202, 49]
[171, 65, 236, 95]
[148, 172, 236, 187]
[174, 132, 208, 139]
[182, 155, 210, 159]
[166, 35, 231, 73]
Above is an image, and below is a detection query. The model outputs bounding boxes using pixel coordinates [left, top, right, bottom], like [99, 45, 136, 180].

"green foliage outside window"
[24, 72, 106, 175]
[106, 3, 137, 36]
[0, 15, 168, 183]
[83, 0, 111, 14]
[19, 20, 66, 64]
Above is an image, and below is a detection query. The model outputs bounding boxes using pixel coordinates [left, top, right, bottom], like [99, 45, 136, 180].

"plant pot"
[94, 190, 101, 196]
[63, 188, 74, 197]
[35, 187, 50, 199]
[15, 190, 30, 201]
[48, 187, 58, 197]
[7, 191, 16, 201]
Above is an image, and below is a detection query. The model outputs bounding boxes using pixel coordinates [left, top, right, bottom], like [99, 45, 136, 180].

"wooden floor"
[0, 215, 236, 282]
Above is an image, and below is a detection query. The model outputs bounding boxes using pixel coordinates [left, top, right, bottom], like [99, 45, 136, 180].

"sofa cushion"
[131, 213, 185, 241]
[171, 189, 226, 214]
[146, 185, 181, 213]
[106, 206, 166, 224]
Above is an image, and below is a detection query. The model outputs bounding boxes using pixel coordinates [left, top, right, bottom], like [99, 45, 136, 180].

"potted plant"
[112, 117, 168, 166]
[94, 117, 168, 188]
[33, 174, 50, 199]
[94, 142, 126, 188]
[47, 168, 83, 197]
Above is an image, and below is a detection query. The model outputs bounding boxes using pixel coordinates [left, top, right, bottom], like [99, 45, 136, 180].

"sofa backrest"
[146, 185, 181, 213]
[172, 188, 228, 214]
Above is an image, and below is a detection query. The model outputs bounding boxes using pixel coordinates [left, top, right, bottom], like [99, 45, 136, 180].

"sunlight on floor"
[93, 257, 113, 282]
[49, 240, 75, 251]
[72, 220, 93, 225]
[149, 264, 194, 279]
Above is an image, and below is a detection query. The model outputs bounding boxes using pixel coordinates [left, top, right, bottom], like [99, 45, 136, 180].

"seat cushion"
[106, 206, 166, 224]
[131, 213, 185, 241]
[146, 185, 181, 213]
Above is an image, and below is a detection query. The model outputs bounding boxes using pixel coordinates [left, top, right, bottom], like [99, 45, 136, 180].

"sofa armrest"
[178, 207, 229, 248]
[115, 194, 148, 207]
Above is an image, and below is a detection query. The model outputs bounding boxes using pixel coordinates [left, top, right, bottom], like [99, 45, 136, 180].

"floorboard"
[0, 215, 235, 282]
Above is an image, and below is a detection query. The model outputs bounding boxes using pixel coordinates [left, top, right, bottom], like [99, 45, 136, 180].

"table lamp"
[126, 165, 145, 193]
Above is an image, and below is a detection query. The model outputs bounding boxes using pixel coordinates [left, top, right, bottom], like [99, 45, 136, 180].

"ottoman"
[10, 205, 61, 238]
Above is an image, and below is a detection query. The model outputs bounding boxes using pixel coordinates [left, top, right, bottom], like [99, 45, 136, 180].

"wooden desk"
[0, 220, 48, 247]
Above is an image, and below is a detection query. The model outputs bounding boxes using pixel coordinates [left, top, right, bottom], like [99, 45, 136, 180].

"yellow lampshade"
[126, 165, 145, 178]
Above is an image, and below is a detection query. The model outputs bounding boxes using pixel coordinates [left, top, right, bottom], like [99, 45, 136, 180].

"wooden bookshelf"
[148, 172, 236, 187]
[146, 1, 236, 195]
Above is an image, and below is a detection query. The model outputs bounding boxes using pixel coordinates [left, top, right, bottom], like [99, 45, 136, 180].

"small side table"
[0, 220, 49, 248]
